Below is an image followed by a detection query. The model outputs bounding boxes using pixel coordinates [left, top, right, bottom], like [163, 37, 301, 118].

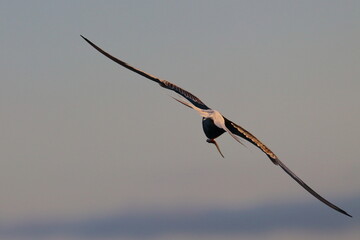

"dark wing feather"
[224, 118, 279, 164]
[224, 117, 352, 217]
[81, 35, 209, 110]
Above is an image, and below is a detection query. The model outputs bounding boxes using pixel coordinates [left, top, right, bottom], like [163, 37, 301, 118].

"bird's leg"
[207, 139, 224, 158]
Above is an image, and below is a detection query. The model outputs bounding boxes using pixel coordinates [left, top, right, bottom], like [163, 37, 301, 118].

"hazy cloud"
[2, 195, 358, 239]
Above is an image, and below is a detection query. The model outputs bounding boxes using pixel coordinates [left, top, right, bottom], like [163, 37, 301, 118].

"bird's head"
[206, 139, 224, 158]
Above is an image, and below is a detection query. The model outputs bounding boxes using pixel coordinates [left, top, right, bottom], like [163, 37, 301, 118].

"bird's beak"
[207, 139, 224, 158]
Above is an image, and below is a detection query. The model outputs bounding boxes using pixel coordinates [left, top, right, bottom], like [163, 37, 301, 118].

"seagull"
[81, 35, 351, 217]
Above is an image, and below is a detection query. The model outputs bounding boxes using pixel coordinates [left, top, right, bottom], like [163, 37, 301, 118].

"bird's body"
[202, 117, 225, 140]
[81, 35, 351, 217]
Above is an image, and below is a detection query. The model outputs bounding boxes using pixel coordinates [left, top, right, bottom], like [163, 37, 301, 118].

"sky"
[1, 0, 359, 239]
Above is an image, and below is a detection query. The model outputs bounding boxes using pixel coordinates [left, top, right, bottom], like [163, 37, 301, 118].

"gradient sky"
[1, 1, 359, 239]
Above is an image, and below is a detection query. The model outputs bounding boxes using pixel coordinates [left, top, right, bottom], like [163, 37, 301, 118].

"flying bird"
[81, 35, 351, 217]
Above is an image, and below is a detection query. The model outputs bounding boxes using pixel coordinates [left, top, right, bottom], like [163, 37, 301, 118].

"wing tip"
[80, 34, 90, 43]
[341, 210, 352, 218]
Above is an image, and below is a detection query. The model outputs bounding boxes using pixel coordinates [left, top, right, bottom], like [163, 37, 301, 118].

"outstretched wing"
[224, 117, 352, 217]
[81, 35, 209, 110]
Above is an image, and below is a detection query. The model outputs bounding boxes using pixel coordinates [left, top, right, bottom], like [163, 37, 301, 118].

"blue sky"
[1, 1, 359, 239]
